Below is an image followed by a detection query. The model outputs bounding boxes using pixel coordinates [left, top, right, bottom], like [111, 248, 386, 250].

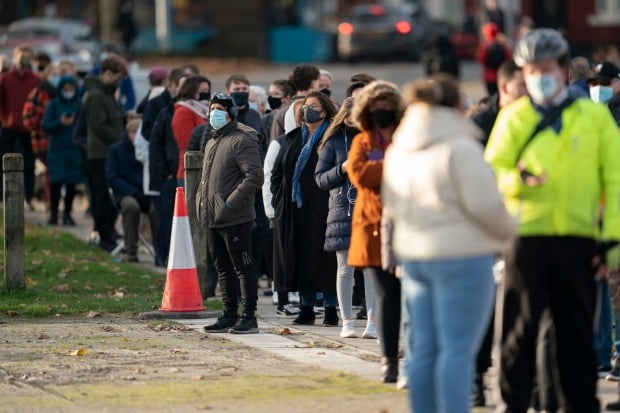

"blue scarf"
[292, 121, 328, 207]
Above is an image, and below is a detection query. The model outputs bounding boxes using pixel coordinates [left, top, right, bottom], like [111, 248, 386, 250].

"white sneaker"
[396, 375, 408, 389]
[339, 320, 357, 338]
[362, 322, 377, 339]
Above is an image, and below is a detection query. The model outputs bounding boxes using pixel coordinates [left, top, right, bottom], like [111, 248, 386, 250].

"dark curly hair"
[289, 65, 320, 93]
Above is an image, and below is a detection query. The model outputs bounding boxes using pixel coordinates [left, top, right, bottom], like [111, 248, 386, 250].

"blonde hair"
[318, 97, 355, 153]
[351, 80, 405, 131]
[126, 119, 141, 134]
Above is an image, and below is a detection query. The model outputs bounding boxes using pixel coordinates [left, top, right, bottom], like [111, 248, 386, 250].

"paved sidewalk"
[24, 197, 620, 411]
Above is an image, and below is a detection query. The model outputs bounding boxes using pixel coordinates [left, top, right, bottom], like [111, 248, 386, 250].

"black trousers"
[0, 129, 35, 202]
[207, 221, 258, 317]
[50, 182, 76, 218]
[85, 159, 116, 244]
[366, 267, 401, 358]
[498, 236, 599, 413]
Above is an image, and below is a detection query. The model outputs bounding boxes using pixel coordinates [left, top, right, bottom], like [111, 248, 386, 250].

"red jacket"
[171, 104, 207, 179]
[476, 42, 511, 84]
[23, 82, 54, 156]
[0, 68, 40, 132]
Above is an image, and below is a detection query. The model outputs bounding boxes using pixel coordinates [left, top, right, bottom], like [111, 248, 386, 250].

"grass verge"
[0, 214, 218, 317]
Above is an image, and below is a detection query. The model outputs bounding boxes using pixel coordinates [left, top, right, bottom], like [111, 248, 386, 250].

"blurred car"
[0, 18, 98, 76]
[336, 3, 446, 62]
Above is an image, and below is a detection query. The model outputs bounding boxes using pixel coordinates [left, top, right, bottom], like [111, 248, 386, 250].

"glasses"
[302, 104, 322, 111]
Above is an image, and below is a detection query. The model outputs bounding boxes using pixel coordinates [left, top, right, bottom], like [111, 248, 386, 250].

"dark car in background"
[336, 3, 447, 62]
[0, 18, 98, 76]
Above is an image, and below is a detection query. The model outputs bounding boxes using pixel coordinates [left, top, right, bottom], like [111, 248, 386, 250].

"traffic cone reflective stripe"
[160, 187, 205, 312]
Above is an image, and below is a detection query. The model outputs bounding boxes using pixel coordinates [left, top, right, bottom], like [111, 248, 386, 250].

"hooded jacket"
[196, 119, 263, 228]
[383, 104, 516, 260]
[83, 75, 124, 160]
[42, 76, 84, 184]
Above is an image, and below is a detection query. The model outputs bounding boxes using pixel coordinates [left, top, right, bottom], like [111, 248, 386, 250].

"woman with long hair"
[315, 97, 377, 338]
[347, 81, 406, 382]
[171, 74, 210, 185]
[383, 74, 516, 412]
[271, 91, 339, 326]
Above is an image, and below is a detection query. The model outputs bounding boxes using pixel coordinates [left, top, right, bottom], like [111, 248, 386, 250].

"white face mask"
[525, 73, 559, 104]
[590, 85, 614, 103]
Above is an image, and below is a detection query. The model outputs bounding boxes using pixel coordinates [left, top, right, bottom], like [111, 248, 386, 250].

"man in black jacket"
[470, 59, 527, 146]
[198, 93, 263, 334]
[142, 68, 186, 141]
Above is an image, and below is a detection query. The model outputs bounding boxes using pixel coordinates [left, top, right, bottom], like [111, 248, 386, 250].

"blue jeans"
[300, 291, 337, 307]
[595, 279, 613, 367]
[403, 255, 495, 413]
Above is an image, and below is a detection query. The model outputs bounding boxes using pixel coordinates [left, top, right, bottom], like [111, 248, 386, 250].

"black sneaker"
[204, 316, 237, 333]
[229, 317, 258, 334]
[277, 304, 301, 316]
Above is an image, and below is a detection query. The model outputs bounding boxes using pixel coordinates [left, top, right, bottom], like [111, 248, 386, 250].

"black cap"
[587, 61, 620, 84]
[210, 92, 237, 118]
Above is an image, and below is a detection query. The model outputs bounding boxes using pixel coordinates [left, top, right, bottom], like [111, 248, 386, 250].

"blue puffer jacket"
[314, 126, 357, 252]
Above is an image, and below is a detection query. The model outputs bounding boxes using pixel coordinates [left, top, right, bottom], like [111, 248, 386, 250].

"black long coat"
[270, 126, 336, 294]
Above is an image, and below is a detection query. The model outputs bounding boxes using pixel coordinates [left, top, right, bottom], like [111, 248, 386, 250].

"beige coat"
[382, 104, 517, 260]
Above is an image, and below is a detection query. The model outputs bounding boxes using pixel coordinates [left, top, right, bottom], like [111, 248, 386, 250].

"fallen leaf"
[192, 375, 206, 381]
[326, 343, 343, 349]
[46, 307, 54, 313]
[60, 303, 68, 309]
[170, 348, 188, 354]
[30, 259, 43, 265]
[37, 333, 51, 340]
[276, 328, 291, 336]
[25, 277, 38, 287]
[83, 285, 92, 291]
[6, 311, 19, 316]
[102, 326, 114, 332]
[57, 271, 68, 279]
[294, 341, 315, 349]
[122, 376, 136, 381]
[317, 351, 326, 355]
[168, 367, 180, 373]
[41, 249, 51, 257]
[135, 368, 146, 375]
[53, 284, 70, 292]
[86, 311, 102, 318]
[66, 348, 88, 356]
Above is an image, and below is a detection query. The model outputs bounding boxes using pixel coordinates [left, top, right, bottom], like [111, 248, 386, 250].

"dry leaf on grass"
[66, 348, 88, 356]
[25, 277, 38, 287]
[30, 259, 43, 265]
[192, 375, 206, 381]
[275, 328, 291, 336]
[37, 333, 51, 340]
[41, 249, 51, 257]
[102, 325, 115, 332]
[6, 311, 20, 316]
[53, 284, 70, 292]
[170, 348, 188, 354]
[86, 311, 102, 318]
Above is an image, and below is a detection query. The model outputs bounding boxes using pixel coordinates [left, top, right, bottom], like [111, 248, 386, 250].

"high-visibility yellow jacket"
[484, 95, 620, 240]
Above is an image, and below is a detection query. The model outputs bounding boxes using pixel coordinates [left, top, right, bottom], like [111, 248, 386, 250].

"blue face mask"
[590, 85, 614, 103]
[249, 101, 259, 112]
[49, 75, 60, 88]
[210, 108, 228, 130]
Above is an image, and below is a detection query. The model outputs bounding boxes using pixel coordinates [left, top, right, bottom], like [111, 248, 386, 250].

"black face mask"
[303, 107, 324, 124]
[199, 92, 210, 102]
[268, 96, 282, 110]
[320, 88, 331, 98]
[344, 125, 360, 138]
[36, 64, 46, 72]
[230, 91, 249, 107]
[369, 109, 397, 129]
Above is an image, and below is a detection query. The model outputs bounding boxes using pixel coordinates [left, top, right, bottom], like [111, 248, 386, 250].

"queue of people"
[6, 23, 620, 413]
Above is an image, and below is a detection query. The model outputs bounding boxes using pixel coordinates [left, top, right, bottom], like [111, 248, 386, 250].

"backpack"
[485, 43, 506, 70]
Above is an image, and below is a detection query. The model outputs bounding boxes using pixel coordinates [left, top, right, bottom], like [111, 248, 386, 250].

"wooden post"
[3, 154, 24, 291]
[184, 151, 208, 298]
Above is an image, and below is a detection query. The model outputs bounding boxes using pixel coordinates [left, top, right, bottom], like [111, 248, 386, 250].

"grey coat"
[196, 120, 263, 229]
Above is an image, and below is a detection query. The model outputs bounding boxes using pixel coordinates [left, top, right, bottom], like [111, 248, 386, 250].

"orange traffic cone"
[159, 187, 206, 312]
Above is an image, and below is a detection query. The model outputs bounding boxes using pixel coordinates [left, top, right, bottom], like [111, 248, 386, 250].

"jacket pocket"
[213, 193, 237, 225]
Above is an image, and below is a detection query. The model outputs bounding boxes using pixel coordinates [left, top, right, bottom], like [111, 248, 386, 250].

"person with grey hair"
[249, 85, 268, 116]
[568, 56, 592, 98]
[319, 69, 334, 98]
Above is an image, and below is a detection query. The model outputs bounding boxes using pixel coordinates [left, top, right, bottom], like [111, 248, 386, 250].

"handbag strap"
[515, 96, 575, 166]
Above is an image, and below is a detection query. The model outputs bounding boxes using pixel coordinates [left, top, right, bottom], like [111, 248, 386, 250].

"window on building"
[589, 0, 620, 26]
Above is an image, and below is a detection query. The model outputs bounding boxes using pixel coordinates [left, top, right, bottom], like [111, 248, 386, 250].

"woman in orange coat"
[347, 81, 406, 383]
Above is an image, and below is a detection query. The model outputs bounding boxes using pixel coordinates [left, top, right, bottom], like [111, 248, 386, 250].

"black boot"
[292, 305, 315, 325]
[323, 306, 339, 326]
[381, 356, 398, 383]
[608, 400, 620, 411]
[471, 372, 486, 407]
[48, 213, 58, 226]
